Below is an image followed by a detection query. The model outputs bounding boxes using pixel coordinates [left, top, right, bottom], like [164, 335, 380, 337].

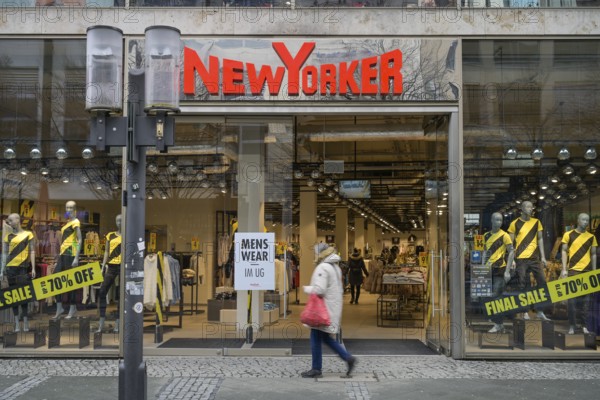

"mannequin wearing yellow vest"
[561, 213, 597, 335]
[53, 200, 82, 319]
[1, 213, 36, 332]
[97, 215, 122, 333]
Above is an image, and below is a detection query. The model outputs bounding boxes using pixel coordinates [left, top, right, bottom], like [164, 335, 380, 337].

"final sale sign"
[234, 232, 275, 291]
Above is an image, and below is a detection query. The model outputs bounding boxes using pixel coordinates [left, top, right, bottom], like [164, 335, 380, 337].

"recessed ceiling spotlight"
[56, 147, 68, 160]
[167, 161, 178, 174]
[4, 147, 16, 159]
[584, 147, 597, 160]
[147, 162, 159, 174]
[505, 147, 518, 160]
[30, 147, 42, 159]
[81, 147, 94, 159]
[557, 147, 570, 161]
[531, 147, 543, 161]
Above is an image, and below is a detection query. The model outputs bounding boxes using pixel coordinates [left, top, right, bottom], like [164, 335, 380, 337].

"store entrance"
[295, 114, 450, 344]
[141, 109, 453, 354]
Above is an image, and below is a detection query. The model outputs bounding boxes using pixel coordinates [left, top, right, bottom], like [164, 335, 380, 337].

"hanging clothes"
[165, 254, 181, 305]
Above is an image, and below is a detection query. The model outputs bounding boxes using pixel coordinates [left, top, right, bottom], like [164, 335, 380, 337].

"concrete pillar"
[367, 222, 376, 257]
[299, 187, 317, 303]
[354, 217, 365, 254]
[375, 227, 383, 255]
[236, 127, 265, 333]
[335, 207, 349, 261]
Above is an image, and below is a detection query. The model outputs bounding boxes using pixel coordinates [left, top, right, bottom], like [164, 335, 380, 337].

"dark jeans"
[6, 266, 29, 319]
[568, 269, 590, 327]
[516, 258, 546, 312]
[490, 267, 507, 324]
[310, 329, 352, 371]
[350, 285, 361, 302]
[55, 254, 77, 305]
[98, 264, 120, 318]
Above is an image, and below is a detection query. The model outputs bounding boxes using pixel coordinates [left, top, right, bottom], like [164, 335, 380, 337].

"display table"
[377, 281, 426, 327]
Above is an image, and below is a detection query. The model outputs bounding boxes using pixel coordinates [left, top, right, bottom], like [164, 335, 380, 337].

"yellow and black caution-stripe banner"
[484, 269, 600, 317]
[0, 262, 104, 311]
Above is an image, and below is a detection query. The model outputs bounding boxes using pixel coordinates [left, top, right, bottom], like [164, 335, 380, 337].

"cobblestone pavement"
[0, 356, 599, 399]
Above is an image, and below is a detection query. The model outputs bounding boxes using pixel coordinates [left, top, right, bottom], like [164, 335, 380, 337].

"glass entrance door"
[425, 116, 450, 355]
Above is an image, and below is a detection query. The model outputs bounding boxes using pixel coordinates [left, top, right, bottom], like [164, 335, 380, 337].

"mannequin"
[561, 213, 597, 335]
[508, 201, 550, 321]
[53, 200, 82, 319]
[0, 213, 36, 332]
[97, 215, 122, 333]
[485, 212, 515, 333]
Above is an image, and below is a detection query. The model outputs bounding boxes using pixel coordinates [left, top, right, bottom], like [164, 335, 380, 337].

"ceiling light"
[324, 177, 334, 186]
[147, 192, 154, 200]
[584, 147, 597, 160]
[96, 183, 103, 190]
[294, 170, 304, 179]
[20, 167, 28, 176]
[540, 183, 549, 190]
[531, 147, 543, 161]
[147, 162, 159, 174]
[311, 169, 320, 179]
[200, 181, 210, 188]
[111, 183, 120, 190]
[516, 199, 522, 204]
[317, 185, 326, 193]
[505, 147, 518, 160]
[327, 190, 335, 198]
[570, 175, 582, 183]
[550, 175, 560, 183]
[558, 182, 568, 190]
[538, 194, 545, 200]
[561, 164, 574, 175]
[529, 189, 537, 196]
[4, 147, 16, 159]
[218, 179, 227, 188]
[161, 191, 168, 199]
[81, 147, 94, 159]
[80, 175, 90, 183]
[586, 164, 598, 175]
[196, 171, 206, 180]
[30, 147, 42, 159]
[557, 147, 570, 161]
[56, 147, 68, 160]
[307, 178, 315, 187]
[167, 161, 178, 174]
[569, 193, 578, 200]
[62, 175, 70, 183]
[40, 167, 49, 176]
[220, 187, 228, 194]
[553, 193, 561, 199]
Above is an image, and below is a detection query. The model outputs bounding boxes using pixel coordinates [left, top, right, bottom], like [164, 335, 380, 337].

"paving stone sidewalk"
[0, 356, 599, 399]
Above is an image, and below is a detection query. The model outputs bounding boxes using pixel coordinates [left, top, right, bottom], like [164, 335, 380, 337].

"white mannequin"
[97, 215, 122, 333]
[561, 213, 597, 335]
[1, 213, 36, 332]
[53, 200, 82, 319]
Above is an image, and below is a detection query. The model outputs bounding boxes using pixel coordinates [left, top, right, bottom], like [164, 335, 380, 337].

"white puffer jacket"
[305, 253, 344, 334]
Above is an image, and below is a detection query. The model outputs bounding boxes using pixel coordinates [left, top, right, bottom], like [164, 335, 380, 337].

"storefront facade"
[1, 8, 600, 359]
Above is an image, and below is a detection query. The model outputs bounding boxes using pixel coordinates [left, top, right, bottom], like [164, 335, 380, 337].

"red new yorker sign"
[183, 42, 403, 97]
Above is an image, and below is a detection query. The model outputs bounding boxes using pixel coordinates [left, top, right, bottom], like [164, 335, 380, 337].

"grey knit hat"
[316, 243, 336, 263]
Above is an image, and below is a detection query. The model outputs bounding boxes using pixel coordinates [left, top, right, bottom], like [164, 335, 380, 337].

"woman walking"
[301, 243, 356, 378]
[348, 248, 369, 304]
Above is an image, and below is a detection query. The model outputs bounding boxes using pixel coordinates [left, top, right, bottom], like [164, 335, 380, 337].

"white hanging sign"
[234, 232, 275, 291]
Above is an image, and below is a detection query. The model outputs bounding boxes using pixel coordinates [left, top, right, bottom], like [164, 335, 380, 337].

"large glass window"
[463, 39, 600, 356]
[0, 39, 122, 354]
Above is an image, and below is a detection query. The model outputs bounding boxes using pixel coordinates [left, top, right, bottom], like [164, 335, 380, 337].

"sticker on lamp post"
[234, 232, 275, 291]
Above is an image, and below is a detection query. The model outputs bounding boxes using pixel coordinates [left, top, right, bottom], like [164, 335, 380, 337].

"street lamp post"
[86, 25, 181, 400]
